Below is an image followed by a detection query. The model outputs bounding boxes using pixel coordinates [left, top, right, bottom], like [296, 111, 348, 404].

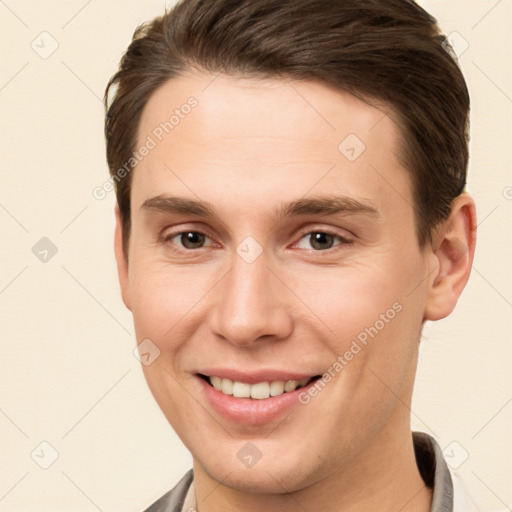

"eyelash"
[161, 227, 353, 254]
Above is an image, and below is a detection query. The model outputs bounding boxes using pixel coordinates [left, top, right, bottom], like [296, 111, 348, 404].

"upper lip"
[196, 368, 320, 384]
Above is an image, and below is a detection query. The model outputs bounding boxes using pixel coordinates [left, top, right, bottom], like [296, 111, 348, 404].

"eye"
[295, 231, 351, 251]
[164, 231, 213, 250]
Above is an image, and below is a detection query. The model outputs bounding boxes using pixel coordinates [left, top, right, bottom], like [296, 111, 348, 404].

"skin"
[114, 69, 476, 512]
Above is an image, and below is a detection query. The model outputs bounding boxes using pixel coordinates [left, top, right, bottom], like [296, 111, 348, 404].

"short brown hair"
[104, 0, 470, 254]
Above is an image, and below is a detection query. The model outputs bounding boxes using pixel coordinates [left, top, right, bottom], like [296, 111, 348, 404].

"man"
[104, 1, 479, 510]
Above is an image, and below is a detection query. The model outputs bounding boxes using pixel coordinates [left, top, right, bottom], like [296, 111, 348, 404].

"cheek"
[287, 258, 424, 399]
[128, 259, 210, 342]
[288, 262, 407, 343]
[130, 264, 204, 426]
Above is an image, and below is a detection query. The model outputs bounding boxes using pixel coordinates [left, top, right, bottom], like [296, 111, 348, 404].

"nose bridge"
[211, 248, 292, 346]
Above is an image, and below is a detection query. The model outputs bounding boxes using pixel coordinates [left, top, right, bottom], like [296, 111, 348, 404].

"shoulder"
[142, 469, 194, 512]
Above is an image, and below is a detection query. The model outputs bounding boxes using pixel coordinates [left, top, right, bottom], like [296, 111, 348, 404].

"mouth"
[198, 373, 322, 400]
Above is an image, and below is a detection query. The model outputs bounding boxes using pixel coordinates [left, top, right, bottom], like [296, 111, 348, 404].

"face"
[117, 70, 435, 493]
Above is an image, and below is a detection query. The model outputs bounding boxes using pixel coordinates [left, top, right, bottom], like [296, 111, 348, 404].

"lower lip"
[196, 376, 317, 425]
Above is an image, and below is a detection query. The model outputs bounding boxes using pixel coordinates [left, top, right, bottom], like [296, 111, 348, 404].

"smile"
[199, 374, 320, 399]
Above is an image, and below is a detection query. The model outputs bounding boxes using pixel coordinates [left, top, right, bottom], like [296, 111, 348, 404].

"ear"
[424, 193, 477, 321]
[114, 204, 132, 311]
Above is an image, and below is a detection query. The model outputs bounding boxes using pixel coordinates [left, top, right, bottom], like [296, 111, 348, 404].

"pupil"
[182, 232, 204, 249]
[311, 232, 333, 250]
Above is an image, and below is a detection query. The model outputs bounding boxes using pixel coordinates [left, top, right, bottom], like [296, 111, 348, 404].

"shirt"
[142, 431, 480, 512]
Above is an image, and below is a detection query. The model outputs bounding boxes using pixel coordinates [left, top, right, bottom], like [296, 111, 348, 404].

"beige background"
[0, 0, 511, 510]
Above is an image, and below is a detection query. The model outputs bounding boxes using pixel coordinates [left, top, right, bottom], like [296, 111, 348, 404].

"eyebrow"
[273, 195, 379, 221]
[141, 195, 380, 221]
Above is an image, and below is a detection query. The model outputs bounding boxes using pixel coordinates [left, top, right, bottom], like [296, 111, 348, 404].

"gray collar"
[413, 431, 454, 511]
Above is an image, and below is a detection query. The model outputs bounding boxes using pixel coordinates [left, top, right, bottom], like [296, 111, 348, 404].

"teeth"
[250, 382, 270, 399]
[208, 376, 312, 399]
[269, 380, 284, 396]
[221, 378, 233, 395]
[233, 381, 251, 398]
[210, 376, 222, 391]
[284, 379, 298, 392]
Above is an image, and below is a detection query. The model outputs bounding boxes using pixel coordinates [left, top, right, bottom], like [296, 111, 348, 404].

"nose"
[209, 251, 294, 347]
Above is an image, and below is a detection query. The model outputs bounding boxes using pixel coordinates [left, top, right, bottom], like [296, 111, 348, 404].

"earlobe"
[424, 193, 477, 321]
[114, 204, 132, 311]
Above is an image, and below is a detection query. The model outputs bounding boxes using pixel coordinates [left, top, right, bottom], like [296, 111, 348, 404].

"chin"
[204, 460, 310, 494]
[192, 437, 325, 495]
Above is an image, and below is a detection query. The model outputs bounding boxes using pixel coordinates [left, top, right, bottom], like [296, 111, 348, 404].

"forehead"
[138, 69, 398, 149]
[133, 70, 412, 221]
